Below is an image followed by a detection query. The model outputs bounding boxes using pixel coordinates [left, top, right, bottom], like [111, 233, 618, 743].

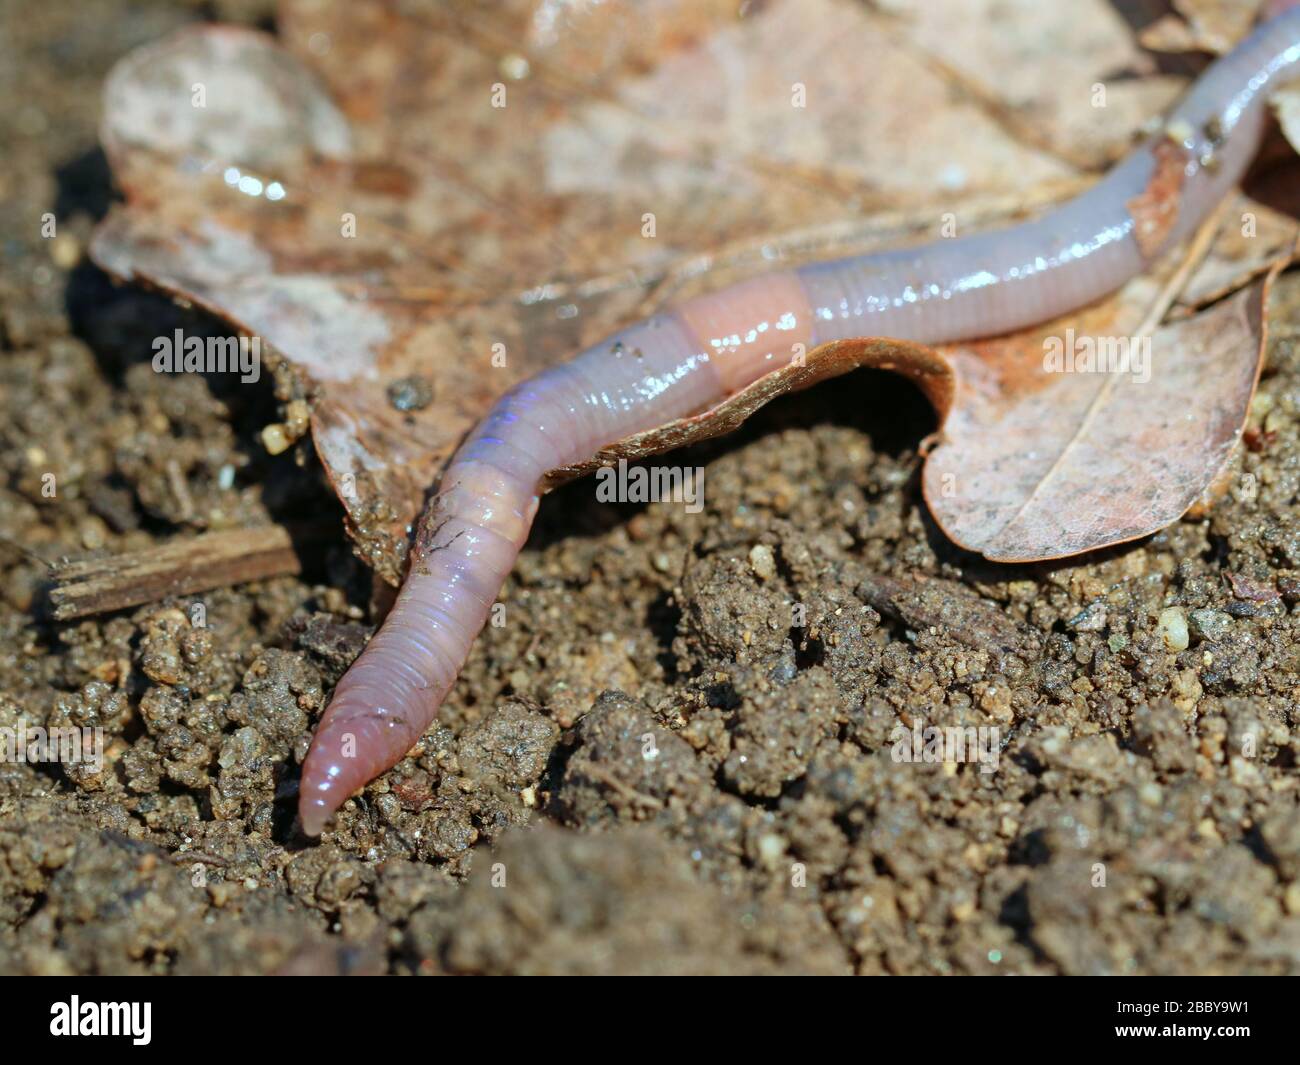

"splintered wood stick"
[47, 524, 311, 620]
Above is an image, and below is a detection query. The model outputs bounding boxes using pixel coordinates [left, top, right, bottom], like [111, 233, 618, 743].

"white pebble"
[1157, 608, 1189, 652]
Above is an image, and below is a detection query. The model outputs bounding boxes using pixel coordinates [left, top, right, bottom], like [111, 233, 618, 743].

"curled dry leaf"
[91, 0, 1294, 575]
[922, 270, 1276, 562]
[543, 336, 954, 489]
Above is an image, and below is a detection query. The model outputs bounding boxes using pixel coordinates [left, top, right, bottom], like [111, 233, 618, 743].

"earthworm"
[299, 8, 1300, 835]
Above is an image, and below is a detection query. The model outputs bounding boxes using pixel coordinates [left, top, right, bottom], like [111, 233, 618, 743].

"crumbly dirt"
[2, 0, 1300, 976]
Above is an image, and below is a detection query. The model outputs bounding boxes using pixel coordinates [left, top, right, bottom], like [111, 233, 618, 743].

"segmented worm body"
[300, 9, 1300, 835]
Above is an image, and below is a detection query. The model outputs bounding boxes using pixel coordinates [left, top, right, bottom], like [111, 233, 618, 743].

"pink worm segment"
[300, 10, 1300, 835]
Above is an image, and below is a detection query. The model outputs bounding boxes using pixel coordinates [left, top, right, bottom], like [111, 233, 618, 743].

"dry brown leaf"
[89, 0, 1293, 573]
[923, 271, 1277, 562]
[888, 0, 1183, 169]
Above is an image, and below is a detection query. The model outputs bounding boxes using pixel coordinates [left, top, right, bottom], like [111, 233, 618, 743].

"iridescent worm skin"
[300, 9, 1300, 835]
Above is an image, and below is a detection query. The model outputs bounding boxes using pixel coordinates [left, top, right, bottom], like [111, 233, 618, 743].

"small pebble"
[1226, 599, 1283, 619]
[78, 518, 107, 551]
[749, 543, 776, 581]
[1156, 607, 1189, 652]
[1067, 602, 1107, 632]
[284, 398, 311, 437]
[1188, 608, 1232, 643]
[757, 833, 786, 868]
[261, 423, 291, 455]
[49, 232, 81, 270]
[387, 375, 434, 412]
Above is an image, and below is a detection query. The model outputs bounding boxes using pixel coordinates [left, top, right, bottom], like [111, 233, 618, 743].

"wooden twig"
[46, 524, 318, 620]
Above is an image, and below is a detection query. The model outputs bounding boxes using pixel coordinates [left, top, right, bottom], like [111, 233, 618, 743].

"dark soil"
[2, 0, 1300, 975]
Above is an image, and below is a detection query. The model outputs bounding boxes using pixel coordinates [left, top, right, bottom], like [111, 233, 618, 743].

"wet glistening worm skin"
[299, 8, 1300, 835]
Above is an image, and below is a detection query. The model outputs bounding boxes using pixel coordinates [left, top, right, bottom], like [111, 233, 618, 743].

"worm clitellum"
[300, 8, 1300, 835]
